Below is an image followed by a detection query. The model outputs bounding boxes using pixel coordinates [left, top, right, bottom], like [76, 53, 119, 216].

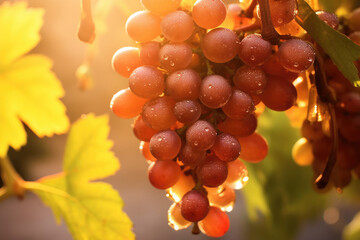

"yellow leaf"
[28, 114, 134, 240]
[63, 114, 119, 181]
[0, 2, 69, 156]
[0, 2, 43, 67]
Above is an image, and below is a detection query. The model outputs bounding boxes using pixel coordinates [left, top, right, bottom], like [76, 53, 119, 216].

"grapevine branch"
[313, 56, 338, 189]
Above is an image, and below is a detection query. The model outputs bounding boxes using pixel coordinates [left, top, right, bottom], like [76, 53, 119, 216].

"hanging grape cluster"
[110, 0, 359, 237]
[292, 7, 360, 192]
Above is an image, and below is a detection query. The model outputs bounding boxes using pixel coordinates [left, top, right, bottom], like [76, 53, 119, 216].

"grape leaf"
[0, 2, 69, 157]
[28, 114, 135, 240]
[343, 212, 360, 240]
[296, 0, 360, 86]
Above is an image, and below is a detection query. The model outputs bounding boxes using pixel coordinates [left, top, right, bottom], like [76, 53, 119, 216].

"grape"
[260, 76, 297, 111]
[222, 89, 255, 120]
[148, 160, 181, 189]
[168, 202, 192, 231]
[332, 168, 352, 190]
[199, 75, 232, 109]
[140, 41, 161, 66]
[139, 141, 157, 162]
[174, 100, 202, 124]
[233, 65, 268, 95]
[238, 34, 272, 66]
[316, 11, 339, 29]
[180, 190, 210, 222]
[237, 132, 268, 163]
[149, 130, 182, 160]
[197, 155, 228, 187]
[339, 91, 360, 113]
[262, 54, 299, 80]
[160, 43, 193, 72]
[336, 141, 359, 170]
[133, 115, 158, 142]
[198, 207, 230, 238]
[312, 137, 332, 162]
[278, 39, 315, 73]
[166, 68, 201, 101]
[218, 114, 257, 137]
[110, 88, 148, 119]
[112, 47, 141, 78]
[225, 159, 249, 189]
[292, 138, 314, 166]
[192, 0, 226, 29]
[141, 0, 182, 16]
[348, 8, 360, 32]
[161, 11, 194, 42]
[128, 66, 164, 99]
[142, 96, 177, 130]
[268, 0, 298, 27]
[179, 143, 206, 167]
[206, 185, 235, 212]
[126, 11, 161, 42]
[201, 28, 240, 63]
[167, 172, 196, 202]
[301, 120, 324, 142]
[186, 120, 217, 151]
[211, 133, 241, 162]
[339, 114, 360, 142]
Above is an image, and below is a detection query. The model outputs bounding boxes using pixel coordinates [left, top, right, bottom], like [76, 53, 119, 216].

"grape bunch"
[107, 0, 351, 237]
[292, 8, 360, 193]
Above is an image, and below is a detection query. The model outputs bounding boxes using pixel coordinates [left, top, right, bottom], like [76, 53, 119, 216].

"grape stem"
[257, 0, 280, 44]
[0, 157, 26, 201]
[78, 0, 96, 43]
[192, 222, 200, 234]
[243, 0, 258, 18]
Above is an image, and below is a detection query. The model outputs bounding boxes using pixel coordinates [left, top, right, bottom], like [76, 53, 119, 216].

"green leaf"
[296, 0, 360, 86]
[343, 212, 360, 240]
[28, 114, 134, 240]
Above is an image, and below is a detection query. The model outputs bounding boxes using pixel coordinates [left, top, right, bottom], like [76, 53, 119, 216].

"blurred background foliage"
[0, 0, 359, 239]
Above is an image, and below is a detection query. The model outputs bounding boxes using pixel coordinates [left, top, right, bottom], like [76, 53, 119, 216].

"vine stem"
[243, 0, 258, 18]
[78, 0, 96, 43]
[257, 0, 280, 44]
[0, 157, 26, 201]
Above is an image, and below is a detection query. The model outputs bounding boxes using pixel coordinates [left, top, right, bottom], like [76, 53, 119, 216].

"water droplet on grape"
[250, 55, 255, 61]
[308, 58, 313, 63]
[170, 61, 175, 67]
[208, 85, 213, 89]
[157, 136, 163, 142]
[190, 109, 194, 113]
[277, 18, 283, 24]
[163, 55, 169, 61]
[193, 141, 199, 146]
[204, 127, 210, 132]
[294, 62, 299, 68]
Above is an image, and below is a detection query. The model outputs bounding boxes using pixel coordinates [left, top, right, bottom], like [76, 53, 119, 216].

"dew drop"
[294, 62, 299, 68]
[193, 141, 199, 146]
[204, 127, 210, 132]
[277, 18, 283, 24]
[250, 55, 255, 61]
